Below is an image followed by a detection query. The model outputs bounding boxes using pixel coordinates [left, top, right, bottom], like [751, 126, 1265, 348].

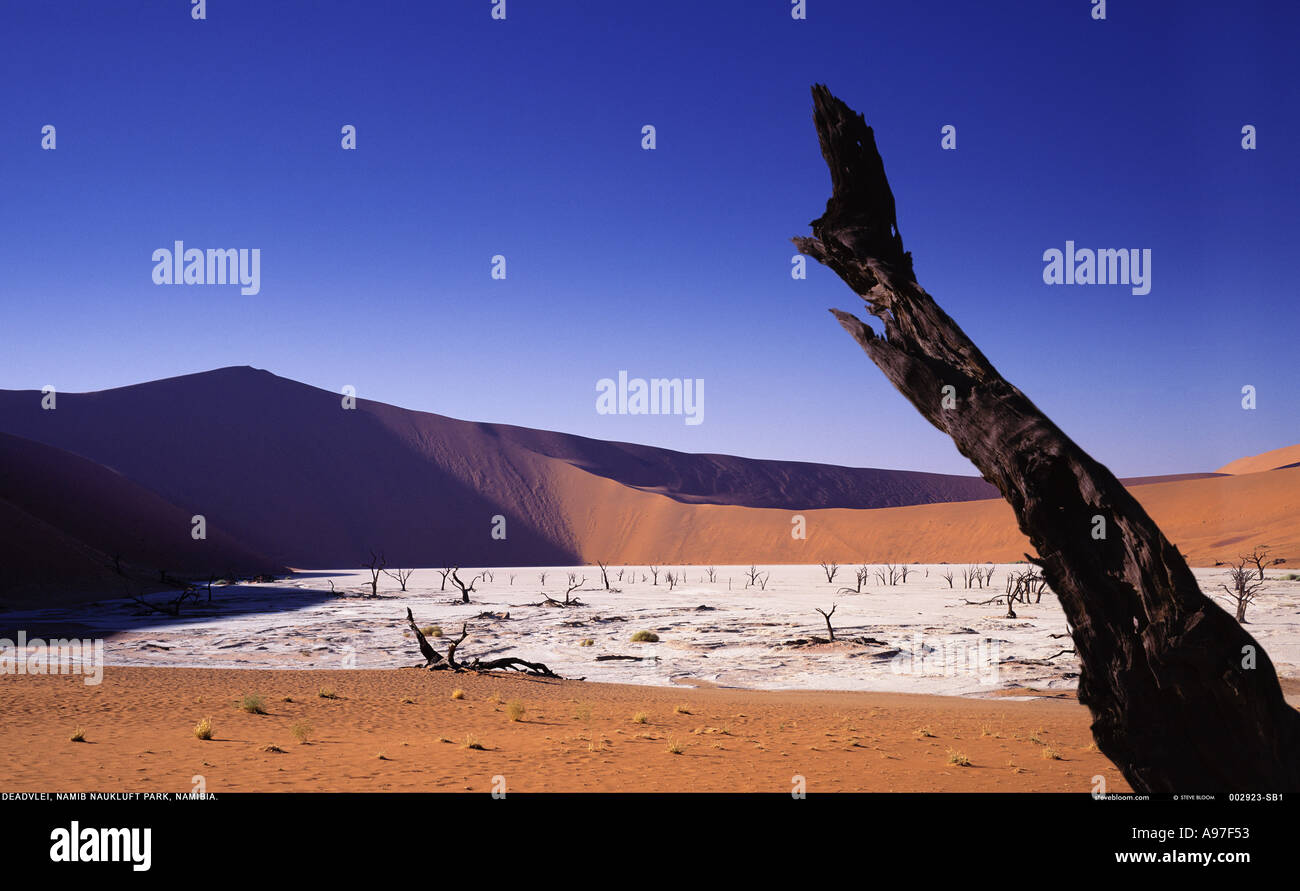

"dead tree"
[838, 565, 868, 595]
[649, 565, 661, 585]
[541, 574, 584, 607]
[436, 567, 453, 591]
[899, 564, 913, 584]
[792, 84, 1300, 792]
[744, 565, 762, 587]
[941, 567, 954, 589]
[383, 567, 416, 592]
[815, 604, 838, 641]
[1244, 545, 1284, 582]
[820, 561, 840, 583]
[126, 584, 201, 617]
[404, 609, 560, 677]
[665, 571, 676, 590]
[363, 551, 386, 596]
[597, 561, 611, 590]
[448, 568, 481, 604]
[705, 566, 718, 583]
[1218, 558, 1266, 623]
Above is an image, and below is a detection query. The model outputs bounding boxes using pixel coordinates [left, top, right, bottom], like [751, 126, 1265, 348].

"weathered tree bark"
[792, 84, 1300, 792]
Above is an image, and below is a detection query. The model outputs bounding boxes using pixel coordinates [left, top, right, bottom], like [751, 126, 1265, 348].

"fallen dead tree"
[539, 574, 585, 607]
[792, 84, 1300, 791]
[404, 608, 562, 678]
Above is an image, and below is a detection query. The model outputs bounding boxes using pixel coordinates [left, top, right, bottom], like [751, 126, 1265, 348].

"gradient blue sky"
[2, 1, 1295, 476]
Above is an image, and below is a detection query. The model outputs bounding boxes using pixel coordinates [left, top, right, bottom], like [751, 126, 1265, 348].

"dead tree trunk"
[815, 604, 837, 641]
[791, 84, 1300, 792]
[404, 609, 561, 678]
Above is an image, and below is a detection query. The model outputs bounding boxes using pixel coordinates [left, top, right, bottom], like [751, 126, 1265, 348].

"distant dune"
[0, 367, 1293, 601]
[1216, 444, 1300, 475]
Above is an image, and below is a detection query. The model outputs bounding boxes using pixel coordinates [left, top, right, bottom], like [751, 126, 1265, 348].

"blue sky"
[1, 1, 1295, 475]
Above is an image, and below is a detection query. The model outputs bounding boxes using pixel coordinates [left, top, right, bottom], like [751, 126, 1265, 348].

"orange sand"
[567, 465, 1300, 568]
[1216, 444, 1300, 475]
[0, 667, 1129, 793]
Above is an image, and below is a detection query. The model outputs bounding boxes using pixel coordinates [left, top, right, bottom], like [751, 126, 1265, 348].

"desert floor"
[7, 564, 1298, 694]
[0, 666, 1130, 793]
[5, 563, 1296, 792]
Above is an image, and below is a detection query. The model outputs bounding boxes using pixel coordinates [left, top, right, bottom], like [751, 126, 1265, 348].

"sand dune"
[0, 367, 1020, 569]
[0, 368, 1292, 586]
[0, 433, 283, 607]
[1216, 443, 1300, 475]
[566, 465, 1298, 567]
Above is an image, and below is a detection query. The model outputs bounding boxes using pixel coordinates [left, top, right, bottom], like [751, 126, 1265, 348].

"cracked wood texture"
[792, 84, 1299, 792]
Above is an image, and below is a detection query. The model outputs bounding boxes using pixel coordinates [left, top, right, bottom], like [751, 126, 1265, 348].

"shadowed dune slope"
[0, 432, 284, 606]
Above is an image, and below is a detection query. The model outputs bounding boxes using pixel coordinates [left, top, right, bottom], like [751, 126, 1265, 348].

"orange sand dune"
[0, 667, 1127, 793]
[0, 368, 1292, 595]
[563, 462, 1300, 568]
[1217, 444, 1300, 475]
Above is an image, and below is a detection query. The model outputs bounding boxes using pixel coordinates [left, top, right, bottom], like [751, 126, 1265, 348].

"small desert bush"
[915, 727, 935, 738]
[574, 704, 592, 723]
[666, 738, 683, 754]
[193, 717, 214, 740]
[463, 735, 485, 751]
[318, 688, 339, 700]
[506, 699, 526, 722]
[630, 630, 659, 643]
[947, 749, 971, 767]
[674, 704, 691, 715]
[262, 744, 285, 754]
[376, 752, 389, 761]
[69, 727, 86, 743]
[487, 691, 502, 705]
[239, 693, 267, 714]
[579, 638, 594, 647]
[633, 712, 649, 724]
[1041, 748, 1062, 760]
[450, 688, 465, 700]
[420, 625, 442, 637]
[291, 722, 312, 744]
